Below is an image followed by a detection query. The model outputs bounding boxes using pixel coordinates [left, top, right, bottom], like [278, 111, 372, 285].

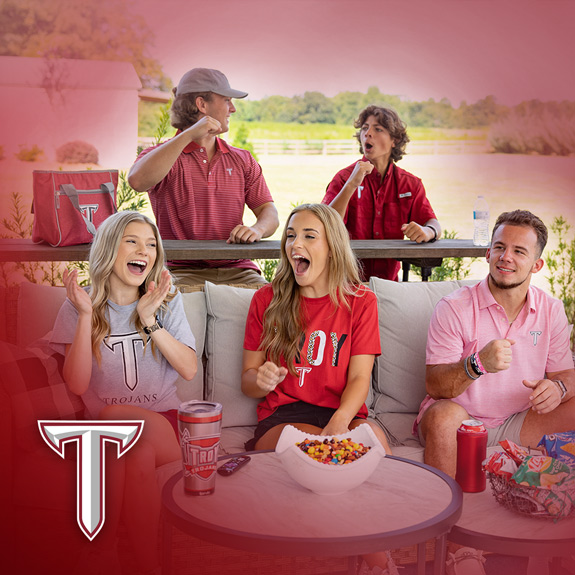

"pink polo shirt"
[417, 277, 574, 428]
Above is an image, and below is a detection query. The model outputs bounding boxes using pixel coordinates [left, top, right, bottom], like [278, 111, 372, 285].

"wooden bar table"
[0, 238, 487, 280]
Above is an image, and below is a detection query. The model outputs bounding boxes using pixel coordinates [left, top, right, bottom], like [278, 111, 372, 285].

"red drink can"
[455, 418, 488, 493]
[178, 400, 222, 495]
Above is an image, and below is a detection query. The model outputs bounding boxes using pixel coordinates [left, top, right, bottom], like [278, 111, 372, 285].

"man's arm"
[127, 116, 222, 192]
[326, 161, 374, 219]
[227, 202, 279, 244]
[426, 338, 515, 399]
[523, 368, 575, 414]
[401, 217, 442, 243]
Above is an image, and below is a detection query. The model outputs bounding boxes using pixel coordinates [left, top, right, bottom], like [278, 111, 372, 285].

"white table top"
[162, 452, 462, 556]
[451, 476, 575, 557]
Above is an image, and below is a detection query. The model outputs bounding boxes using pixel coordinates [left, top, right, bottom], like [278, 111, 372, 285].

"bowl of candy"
[275, 423, 386, 495]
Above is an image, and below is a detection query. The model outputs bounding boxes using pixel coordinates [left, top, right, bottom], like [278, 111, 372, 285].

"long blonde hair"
[260, 204, 363, 374]
[88, 211, 171, 363]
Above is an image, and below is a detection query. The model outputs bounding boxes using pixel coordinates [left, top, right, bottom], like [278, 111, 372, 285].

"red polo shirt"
[323, 160, 436, 281]
[136, 137, 273, 269]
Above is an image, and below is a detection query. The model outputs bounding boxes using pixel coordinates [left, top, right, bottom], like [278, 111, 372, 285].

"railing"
[137, 137, 490, 156]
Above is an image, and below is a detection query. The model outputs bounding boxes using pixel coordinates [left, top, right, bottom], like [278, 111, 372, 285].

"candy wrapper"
[537, 432, 575, 470]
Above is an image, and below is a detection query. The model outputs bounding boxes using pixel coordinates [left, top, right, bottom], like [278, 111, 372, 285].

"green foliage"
[489, 100, 575, 156]
[231, 123, 258, 160]
[153, 102, 173, 145]
[411, 230, 478, 282]
[0, 192, 64, 286]
[546, 216, 575, 349]
[257, 259, 279, 282]
[234, 87, 508, 129]
[116, 171, 149, 212]
[56, 140, 98, 164]
[228, 121, 487, 142]
[15, 144, 43, 162]
[0, 0, 171, 90]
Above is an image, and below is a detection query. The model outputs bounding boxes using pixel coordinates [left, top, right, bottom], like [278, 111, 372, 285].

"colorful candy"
[296, 437, 371, 465]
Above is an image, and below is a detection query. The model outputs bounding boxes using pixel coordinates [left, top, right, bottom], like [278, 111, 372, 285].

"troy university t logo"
[38, 421, 144, 540]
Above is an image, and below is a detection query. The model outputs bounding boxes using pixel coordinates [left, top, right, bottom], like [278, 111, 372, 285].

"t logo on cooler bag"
[38, 420, 143, 540]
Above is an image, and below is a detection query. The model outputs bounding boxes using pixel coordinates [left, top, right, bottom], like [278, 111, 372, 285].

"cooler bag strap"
[101, 181, 118, 213]
[59, 184, 97, 236]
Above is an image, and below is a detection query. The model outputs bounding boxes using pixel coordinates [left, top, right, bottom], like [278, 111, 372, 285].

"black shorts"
[245, 401, 365, 451]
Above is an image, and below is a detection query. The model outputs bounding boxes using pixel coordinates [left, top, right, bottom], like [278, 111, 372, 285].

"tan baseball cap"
[175, 68, 248, 98]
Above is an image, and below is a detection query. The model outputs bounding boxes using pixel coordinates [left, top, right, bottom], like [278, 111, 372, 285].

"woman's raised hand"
[63, 268, 93, 316]
[256, 361, 287, 394]
[137, 269, 172, 326]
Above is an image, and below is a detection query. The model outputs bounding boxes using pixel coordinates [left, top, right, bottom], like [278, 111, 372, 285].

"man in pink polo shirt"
[129, 68, 279, 287]
[417, 210, 574, 470]
[416, 210, 575, 573]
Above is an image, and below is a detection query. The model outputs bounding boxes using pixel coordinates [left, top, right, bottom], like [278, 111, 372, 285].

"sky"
[138, 0, 575, 106]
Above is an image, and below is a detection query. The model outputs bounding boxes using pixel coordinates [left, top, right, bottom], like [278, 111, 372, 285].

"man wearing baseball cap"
[129, 68, 279, 286]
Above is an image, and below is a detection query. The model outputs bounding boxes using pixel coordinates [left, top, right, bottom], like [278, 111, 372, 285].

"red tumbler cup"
[455, 419, 488, 492]
[178, 400, 223, 496]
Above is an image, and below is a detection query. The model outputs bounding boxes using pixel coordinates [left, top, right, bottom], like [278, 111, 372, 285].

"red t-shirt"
[323, 160, 436, 281]
[136, 137, 273, 270]
[243, 284, 381, 421]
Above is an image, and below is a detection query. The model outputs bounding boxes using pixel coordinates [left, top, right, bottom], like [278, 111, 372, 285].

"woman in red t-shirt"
[241, 203, 397, 574]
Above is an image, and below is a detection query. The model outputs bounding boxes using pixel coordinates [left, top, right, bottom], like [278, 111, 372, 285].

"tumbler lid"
[178, 400, 222, 418]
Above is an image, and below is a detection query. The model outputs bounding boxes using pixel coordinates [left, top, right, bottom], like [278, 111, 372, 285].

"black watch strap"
[553, 379, 567, 400]
[144, 318, 163, 335]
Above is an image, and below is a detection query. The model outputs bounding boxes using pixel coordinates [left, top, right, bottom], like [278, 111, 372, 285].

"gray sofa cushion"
[178, 291, 207, 401]
[204, 282, 260, 428]
[369, 278, 477, 415]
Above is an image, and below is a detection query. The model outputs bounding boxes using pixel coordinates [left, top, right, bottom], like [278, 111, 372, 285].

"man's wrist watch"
[426, 224, 438, 243]
[143, 318, 163, 335]
[553, 379, 567, 400]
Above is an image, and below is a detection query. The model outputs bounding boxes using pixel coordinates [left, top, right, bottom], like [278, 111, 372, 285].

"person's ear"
[196, 96, 207, 114]
[532, 257, 545, 274]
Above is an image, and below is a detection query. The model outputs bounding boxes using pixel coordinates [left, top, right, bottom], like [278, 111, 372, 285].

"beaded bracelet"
[464, 356, 480, 380]
[469, 352, 486, 377]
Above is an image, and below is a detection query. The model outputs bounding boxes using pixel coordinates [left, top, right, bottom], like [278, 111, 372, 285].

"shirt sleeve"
[426, 298, 466, 365]
[49, 299, 80, 355]
[350, 288, 381, 356]
[244, 153, 274, 211]
[546, 298, 575, 372]
[243, 288, 270, 351]
[161, 291, 196, 351]
[409, 178, 437, 224]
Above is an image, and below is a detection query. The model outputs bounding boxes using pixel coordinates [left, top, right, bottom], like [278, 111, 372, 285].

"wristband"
[426, 224, 438, 243]
[464, 356, 480, 380]
[469, 352, 487, 376]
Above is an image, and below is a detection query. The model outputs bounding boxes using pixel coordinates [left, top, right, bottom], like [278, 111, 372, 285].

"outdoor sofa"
[0, 277, 476, 573]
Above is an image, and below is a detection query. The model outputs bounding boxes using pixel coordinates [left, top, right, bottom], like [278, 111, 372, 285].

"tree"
[0, 0, 170, 90]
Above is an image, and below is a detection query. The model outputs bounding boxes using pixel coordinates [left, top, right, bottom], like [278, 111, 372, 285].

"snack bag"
[538, 432, 575, 469]
[483, 451, 518, 479]
[499, 439, 530, 465]
[511, 455, 571, 488]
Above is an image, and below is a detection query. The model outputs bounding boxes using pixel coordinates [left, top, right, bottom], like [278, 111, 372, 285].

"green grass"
[228, 122, 488, 141]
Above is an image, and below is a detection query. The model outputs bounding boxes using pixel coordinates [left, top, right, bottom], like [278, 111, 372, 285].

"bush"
[56, 141, 99, 164]
[546, 216, 575, 350]
[15, 144, 43, 162]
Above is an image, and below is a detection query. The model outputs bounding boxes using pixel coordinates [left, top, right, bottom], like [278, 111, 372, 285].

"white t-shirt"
[51, 290, 196, 418]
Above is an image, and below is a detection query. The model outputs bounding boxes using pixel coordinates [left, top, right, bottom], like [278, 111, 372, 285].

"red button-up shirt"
[323, 160, 436, 281]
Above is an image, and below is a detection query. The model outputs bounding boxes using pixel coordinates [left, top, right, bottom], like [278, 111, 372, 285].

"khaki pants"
[170, 267, 267, 291]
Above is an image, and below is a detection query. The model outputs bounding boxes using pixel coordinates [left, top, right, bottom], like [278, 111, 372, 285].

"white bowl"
[275, 423, 386, 495]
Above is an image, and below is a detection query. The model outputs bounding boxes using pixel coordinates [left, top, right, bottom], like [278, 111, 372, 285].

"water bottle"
[473, 195, 490, 247]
